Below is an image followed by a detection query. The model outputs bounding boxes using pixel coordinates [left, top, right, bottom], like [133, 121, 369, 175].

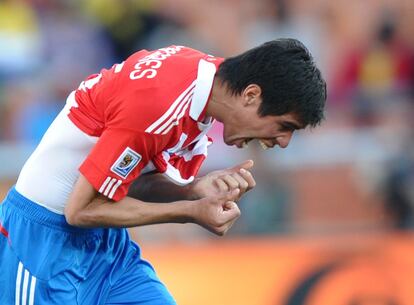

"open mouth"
[241, 139, 250, 148]
[258, 140, 270, 150]
[235, 139, 271, 150]
[238, 138, 252, 148]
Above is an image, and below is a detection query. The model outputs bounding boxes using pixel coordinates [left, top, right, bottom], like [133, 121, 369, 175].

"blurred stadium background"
[1, 0, 414, 304]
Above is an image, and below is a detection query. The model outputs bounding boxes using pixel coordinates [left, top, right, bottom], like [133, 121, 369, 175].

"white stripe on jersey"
[114, 61, 125, 73]
[108, 180, 122, 199]
[99, 177, 112, 193]
[15, 262, 23, 305]
[103, 178, 117, 196]
[167, 133, 188, 154]
[155, 91, 194, 134]
[145, 80, 197, 133]
[163, 163, 195, 185]
[161, 101, 192, 135]
[99, 177, 122, 199]
[182, 134, 211, 161]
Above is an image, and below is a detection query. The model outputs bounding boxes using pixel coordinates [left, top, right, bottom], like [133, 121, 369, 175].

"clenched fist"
[189, 188, 241, 236]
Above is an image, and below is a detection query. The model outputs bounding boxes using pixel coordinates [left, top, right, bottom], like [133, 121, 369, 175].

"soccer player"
[0, 38, 326, 304]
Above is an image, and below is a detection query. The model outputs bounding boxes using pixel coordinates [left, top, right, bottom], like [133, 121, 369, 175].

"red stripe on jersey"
[0, 223, 9, 238]
[168, 154, 206, 180]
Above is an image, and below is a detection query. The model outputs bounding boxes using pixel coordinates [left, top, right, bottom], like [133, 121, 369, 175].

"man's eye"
[281, 125, 294, 132]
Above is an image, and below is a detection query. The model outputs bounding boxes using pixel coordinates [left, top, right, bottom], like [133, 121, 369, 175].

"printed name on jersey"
[110, 147, 142, 179]
[130, 46, 184, 80]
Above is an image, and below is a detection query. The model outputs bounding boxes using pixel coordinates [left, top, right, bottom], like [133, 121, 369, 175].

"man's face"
[221, 92, 303, 149]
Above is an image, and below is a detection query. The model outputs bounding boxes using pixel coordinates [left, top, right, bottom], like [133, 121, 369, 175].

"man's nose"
[277, 132, 293, 148]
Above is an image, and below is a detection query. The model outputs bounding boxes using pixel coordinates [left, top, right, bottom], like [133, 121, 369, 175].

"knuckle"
[214, 227, 225, 236]
[227, 182, 235, 189]
[240, 181, 248, 189]
[227, 193, 235, 200]
[228, 179, 238, 186]
[229, 176, 238, 183]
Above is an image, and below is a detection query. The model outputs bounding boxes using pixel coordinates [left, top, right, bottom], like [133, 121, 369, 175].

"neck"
[205, 77, 229, 123]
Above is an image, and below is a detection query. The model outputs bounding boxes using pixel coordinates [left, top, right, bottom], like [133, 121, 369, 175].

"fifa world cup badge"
[111, 147, 142, 178]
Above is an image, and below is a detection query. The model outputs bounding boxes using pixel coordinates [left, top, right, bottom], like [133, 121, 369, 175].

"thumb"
[223, 200, 238, 211]
[222, 201, 241, 219]
[225, 159, 254, 174]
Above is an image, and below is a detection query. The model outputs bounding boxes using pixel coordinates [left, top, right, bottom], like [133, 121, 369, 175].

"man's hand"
[191, 160, 256, 201]
[190, 189, 241, 236]
[66, 174, 241, 235]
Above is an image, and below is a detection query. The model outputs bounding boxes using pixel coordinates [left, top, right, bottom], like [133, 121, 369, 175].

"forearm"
[65, 174, 242, 235]
[128, 173, 198, 202]
[67, 195, 195, 228]
[65, 174, 196, 228]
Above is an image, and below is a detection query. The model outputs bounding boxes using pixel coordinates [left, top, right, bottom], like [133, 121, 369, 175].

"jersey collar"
[189, 57, 223, 123]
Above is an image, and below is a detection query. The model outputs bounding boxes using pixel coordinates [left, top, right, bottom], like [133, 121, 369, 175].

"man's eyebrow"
[282, 121, 303, 130]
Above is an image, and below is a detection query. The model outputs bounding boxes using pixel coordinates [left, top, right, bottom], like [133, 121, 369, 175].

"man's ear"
[243, 84, 262, 106]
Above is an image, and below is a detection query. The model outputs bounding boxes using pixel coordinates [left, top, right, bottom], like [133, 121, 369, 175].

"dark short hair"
[216, 38, 327, 127]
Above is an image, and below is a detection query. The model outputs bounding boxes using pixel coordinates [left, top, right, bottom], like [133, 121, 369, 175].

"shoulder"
[108, 46, 208, 132]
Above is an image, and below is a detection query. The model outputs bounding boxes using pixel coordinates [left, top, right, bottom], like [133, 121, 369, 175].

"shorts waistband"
[4, 187, 105, 235]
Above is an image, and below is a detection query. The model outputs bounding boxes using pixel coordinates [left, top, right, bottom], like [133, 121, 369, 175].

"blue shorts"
[0, 188, 176, 305]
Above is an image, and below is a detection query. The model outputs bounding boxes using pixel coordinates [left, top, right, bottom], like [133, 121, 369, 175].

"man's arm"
[128, 160, 256, 202]
[127, 173, 196, 202]
[64, 174, 241, 236]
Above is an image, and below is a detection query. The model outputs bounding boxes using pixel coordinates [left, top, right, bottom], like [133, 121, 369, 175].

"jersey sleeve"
[79, 128, 160, 201]
[152, 135, 213, 185]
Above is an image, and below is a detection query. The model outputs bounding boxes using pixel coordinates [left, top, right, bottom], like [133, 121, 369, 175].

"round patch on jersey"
[111, 147, 142, 179]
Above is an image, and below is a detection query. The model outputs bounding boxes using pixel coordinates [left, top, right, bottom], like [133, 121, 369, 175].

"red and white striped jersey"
[15, 46, 223, 212]
[69, 46, 224, 201]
